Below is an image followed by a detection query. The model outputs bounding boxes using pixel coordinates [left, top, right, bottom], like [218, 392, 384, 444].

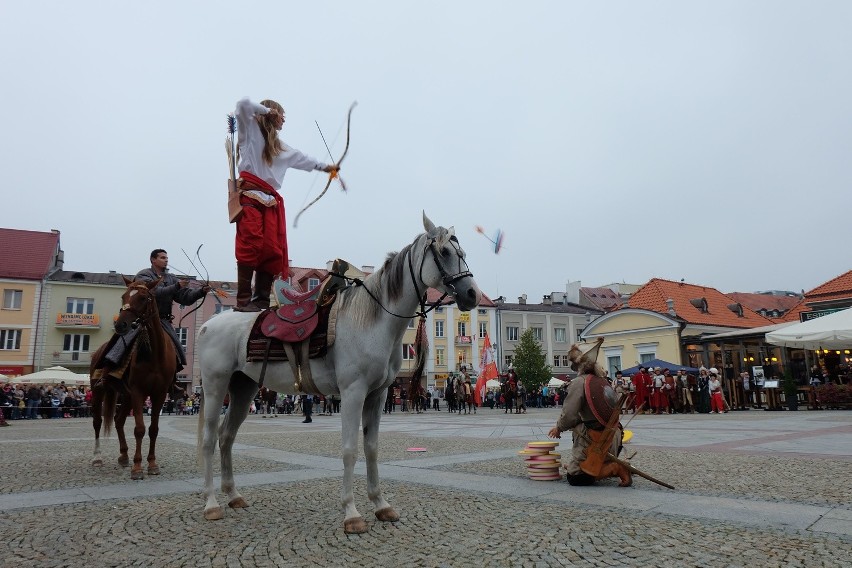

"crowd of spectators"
[1, 381, 92, 420]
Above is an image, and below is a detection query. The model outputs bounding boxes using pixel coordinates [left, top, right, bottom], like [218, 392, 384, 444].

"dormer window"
[689, 297, 709, 313]
[726, 303, 744, 317]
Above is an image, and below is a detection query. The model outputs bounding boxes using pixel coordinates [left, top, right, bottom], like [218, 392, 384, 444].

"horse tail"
[196, 390, 205, 467]
[102, 387, 117, 437]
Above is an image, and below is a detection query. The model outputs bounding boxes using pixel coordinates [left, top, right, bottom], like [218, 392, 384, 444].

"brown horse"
[90, 276, 176, 480]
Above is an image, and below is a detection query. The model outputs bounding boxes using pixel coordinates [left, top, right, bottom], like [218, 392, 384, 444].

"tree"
[512, 328, 551, 391]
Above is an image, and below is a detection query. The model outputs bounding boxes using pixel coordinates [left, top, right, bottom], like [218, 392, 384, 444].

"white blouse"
[235, 97, 327, 191]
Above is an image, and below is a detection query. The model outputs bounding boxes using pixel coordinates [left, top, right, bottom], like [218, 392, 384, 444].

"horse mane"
[340, 234, 425, 329]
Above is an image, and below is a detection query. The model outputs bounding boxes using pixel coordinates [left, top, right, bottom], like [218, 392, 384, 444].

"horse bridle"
[352, 231, 474, 320]
[118, 284, 158, 331]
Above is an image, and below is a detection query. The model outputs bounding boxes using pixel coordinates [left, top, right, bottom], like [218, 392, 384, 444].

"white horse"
[197, 213, 481, 533]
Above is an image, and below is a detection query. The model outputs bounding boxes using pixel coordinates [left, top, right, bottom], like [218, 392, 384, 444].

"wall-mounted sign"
[801, 308, 844, 322]
[56, 313, 100, 326]
[457, 312, 470, 322]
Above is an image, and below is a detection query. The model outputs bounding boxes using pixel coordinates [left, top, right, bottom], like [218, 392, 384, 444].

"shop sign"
[457, 312, 470, 322]
[56, 313, 100, 326]
[800, 308, 844, 322]
[0, 366, 24, 376]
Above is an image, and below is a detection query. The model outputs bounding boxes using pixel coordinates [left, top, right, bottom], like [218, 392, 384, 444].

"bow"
[294, 101, 357, 227]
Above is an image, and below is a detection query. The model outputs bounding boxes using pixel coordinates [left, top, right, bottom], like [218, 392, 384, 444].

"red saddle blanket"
[247, 302, 331, 363]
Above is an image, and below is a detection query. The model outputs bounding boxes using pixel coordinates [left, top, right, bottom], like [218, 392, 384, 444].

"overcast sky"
[3, 1, 850, 302]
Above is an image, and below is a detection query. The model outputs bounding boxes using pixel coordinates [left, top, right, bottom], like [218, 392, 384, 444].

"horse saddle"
[260, 290, 321, 342]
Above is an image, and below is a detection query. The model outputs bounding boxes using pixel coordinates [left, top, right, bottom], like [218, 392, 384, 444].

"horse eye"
[441, 248, 451, 258]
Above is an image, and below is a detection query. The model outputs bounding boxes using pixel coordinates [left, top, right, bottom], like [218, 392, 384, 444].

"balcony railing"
[455, 336, 472, 345]
[51, 352, 92, 365]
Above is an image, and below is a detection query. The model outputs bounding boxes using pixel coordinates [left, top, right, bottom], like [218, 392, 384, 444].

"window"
[434, 320, 444, 338]
[2, 290, 22, 310]
[214, 305, 232, 314]
[457, 322, 467, 337]
[553, 355, 560, 367]
[457, 351, 467, 366]
[479, 322, 488, 338]
[504, 355, 513, 368]
[435, 347, 445, 366]
[607, 356, 622, 377]
[531, 327, 543, 341]
[402, 344, 416, 360]
[640, 353, 656, 364]
[435, 307, 444, 313]
[308, 278, 320, 290]
[576, 328, 584, 341]
[408, 318, 416, 329]
[63, 334, 90, 352]
[554, 327, 567, 343]
[176, 327, 188, 348]
[66, 297, 95, 315]
[506, 326, 519, 341]
[561, 355, 570, 367]
[0, 329, 21, 350]
[477, 309, 486, 315]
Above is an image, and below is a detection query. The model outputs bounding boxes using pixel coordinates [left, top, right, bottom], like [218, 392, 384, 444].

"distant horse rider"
[96, 249, 209, 382]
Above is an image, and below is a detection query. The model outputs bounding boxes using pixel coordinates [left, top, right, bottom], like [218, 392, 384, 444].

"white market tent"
[765, 308, 852, 350]
[547, 377, 566, 388]
[485, 379, 501, 389]
[8, 366, 89, 386]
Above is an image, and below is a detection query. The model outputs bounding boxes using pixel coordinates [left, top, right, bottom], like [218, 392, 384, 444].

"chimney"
[518, 294, 527, 305]
[666, 298, 676, 317]
[326, 260, 334, 271]
[361, 265, 374, 274]
[565, 280, 581, 304]
[542, 294, 551, 305]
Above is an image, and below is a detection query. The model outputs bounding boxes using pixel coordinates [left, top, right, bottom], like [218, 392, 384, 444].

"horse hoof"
[375, 507, 399, 522]
[147, 466, 160, 476]
[92, 458, 103, 467]
[130, 470, 144, 481]
[228, 497, 249, 509]
[118, 457, 130, 467]
[204, 507, 224, 521]
[344, 517, 368, 534]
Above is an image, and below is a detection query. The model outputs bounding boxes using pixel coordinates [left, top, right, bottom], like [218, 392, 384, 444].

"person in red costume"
[631, 366, 650, 414]
[232, 97, 337, 312]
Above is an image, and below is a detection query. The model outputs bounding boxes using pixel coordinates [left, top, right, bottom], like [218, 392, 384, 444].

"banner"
[475, 333, 498, 405]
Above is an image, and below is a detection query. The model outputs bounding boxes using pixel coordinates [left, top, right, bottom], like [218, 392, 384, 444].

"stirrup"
[233, 303, 261, 312]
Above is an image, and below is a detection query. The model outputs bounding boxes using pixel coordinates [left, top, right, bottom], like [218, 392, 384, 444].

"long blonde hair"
[257, 99, 285, 166]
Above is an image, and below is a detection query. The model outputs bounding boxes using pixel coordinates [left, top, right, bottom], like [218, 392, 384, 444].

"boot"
[233, 265, 258, 312]
[597, 461, 633, 487]
[251, 271, 275, 311]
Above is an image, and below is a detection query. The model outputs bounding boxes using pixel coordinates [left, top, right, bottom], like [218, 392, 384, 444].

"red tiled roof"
[0, 228, 61, 279]
[779, 299, 809, 322]
[580, 287, 623, 310]
[727, 292, 801, 316]
[627, 278, 774, 328]
[427, 288, 495, 307]
[804, 270, 852, 300]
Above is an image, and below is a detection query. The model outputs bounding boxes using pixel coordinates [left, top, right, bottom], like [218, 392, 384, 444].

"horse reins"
[347, 233, 473, 320]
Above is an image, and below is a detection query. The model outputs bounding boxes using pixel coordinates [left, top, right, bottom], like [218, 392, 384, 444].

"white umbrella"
[9, 366, 89, 386]
[765, 308, 852, 350]
[547, 377, 566, 388]
[485, 379, 501, 388]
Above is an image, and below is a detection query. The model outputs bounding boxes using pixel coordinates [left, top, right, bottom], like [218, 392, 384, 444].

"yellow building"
[41, 271, 126, 374]
[0, 228, 63, 376]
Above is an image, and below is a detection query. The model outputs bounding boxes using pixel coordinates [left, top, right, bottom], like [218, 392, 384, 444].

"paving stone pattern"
[1, 408, 850, 567]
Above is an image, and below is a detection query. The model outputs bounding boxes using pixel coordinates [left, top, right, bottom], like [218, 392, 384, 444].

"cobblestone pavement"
[1, 408, 850, 567]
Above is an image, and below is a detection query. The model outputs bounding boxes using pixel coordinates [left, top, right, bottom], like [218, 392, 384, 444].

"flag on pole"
[475, 333, 498, 406]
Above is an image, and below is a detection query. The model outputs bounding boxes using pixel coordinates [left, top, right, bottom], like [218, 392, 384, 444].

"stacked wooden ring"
[518, 441, 561, 481]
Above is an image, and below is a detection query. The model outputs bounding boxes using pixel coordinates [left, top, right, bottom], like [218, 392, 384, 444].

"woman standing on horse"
[232, 97, 337, 312]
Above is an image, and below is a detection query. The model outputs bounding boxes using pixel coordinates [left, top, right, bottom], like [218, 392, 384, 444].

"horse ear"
[122, 275, 133, 286]
[422, 211, 436, 234]
[146, 277, 162, 290]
